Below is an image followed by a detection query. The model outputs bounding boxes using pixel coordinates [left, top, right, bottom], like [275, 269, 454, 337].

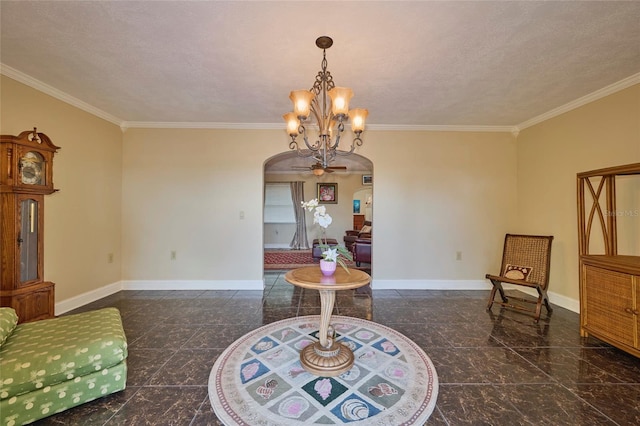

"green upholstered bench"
[0, 307, 128, 425]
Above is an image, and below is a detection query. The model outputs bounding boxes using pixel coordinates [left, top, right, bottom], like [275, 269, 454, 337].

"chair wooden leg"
[533, 286, 553, 323]
[533, 298, 542, 323]
[486, 279, 508, 310]
[542, 289, 553, 313]
[497, 283, 508, 303]
[486, 283, 497, 310]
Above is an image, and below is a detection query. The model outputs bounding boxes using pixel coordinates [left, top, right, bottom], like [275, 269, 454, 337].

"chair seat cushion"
[485, 274, 540, 288]
[503, 264, 533, 281]
[0, 307, 127, 400]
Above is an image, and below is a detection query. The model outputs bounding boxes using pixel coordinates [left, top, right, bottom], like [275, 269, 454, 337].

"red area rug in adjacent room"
[264, 250, 317, 269]
[264, 250, 361, 270]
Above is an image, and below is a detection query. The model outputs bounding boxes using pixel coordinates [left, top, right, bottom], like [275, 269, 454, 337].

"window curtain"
[289, 181, 309, 249]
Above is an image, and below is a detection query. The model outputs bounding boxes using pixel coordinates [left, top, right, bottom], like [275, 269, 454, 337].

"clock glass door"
[19, 198, 40, 283]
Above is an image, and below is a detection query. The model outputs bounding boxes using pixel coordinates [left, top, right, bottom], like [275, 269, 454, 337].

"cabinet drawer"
[583, 265, 635, 347]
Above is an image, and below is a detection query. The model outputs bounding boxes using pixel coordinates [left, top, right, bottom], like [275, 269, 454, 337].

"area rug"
[208, 315, 438, 425]
[264, 249, 317, 269]
[264, 250, 362, 270]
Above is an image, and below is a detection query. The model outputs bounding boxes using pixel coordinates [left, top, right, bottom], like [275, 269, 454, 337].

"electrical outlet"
[107, 253, 114, 263]
[170, 250, 177, 260]
[456, 251, 462, 261]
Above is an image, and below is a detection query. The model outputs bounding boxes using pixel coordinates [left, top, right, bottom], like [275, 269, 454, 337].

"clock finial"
[31, 127, 40, 143]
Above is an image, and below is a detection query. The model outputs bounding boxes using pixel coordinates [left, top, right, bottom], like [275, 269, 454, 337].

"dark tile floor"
[34, 270, 640, 425]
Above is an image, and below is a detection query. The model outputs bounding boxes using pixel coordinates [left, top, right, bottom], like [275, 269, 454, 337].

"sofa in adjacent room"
[354, 238, 372, 266]
[0, 307, 128, 425]
[344, 221, 372, 252]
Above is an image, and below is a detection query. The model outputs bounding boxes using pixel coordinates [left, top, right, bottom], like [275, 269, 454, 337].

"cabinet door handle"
[633, 309, 640, 316]
[624, 308, 633, 314]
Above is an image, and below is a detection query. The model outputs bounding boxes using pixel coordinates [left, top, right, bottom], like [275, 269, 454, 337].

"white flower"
[302, 198, 352, 272]
[315, 211, 333, 228]
[301, 199, 319, 211]
[322, 248, 338, 262]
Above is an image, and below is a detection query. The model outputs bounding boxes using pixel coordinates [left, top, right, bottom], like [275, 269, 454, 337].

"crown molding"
[123, 121, 517, 133]
[121, 121, 283, 130]
[0, 63, 124, 126]
[366, 124, 517, 133]
[516, 72, 640, 131]
[3, 62, 637, 135]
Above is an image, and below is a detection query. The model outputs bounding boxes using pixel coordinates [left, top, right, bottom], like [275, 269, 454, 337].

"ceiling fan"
[292, 162, 347, 176]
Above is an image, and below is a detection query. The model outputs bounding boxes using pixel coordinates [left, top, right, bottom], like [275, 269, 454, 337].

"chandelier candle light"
[283, 36, 368, 174]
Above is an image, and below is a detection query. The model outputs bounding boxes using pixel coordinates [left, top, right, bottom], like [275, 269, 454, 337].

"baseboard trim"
[372, 279, 579, 313]
[54, 279, 579, 316]
[55, 279, 265, 315]
[502, 284, 580, 313]
[121, 280, 264, 291]
[55, 281, 123, 315]
[264, 244, 292, 249]
[372, 279, 491, 290]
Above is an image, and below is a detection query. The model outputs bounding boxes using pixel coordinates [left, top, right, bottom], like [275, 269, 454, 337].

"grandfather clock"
[1, 128, 60, 323]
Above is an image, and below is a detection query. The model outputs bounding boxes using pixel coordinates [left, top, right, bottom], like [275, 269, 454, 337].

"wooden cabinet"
[0, 129, 59, 323]
[580, 256, 640, 355]
[577, 163, 640, 358]
[353, 214, 365, 230]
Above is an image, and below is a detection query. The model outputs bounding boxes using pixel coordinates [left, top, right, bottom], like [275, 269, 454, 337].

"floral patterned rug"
[208, 315, 438, 425]
[263, 250, 363, 270]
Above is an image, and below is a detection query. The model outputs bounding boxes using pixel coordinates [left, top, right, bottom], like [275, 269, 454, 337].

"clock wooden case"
[1, 128, 60, 323]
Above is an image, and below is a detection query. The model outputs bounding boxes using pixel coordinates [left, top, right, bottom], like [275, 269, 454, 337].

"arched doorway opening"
[263, 152, 373, 274]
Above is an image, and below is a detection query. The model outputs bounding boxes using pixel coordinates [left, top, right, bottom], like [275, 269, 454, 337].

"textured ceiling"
[1, 1, 639, 132]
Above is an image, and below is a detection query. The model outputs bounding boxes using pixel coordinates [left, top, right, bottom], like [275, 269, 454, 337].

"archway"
[263, 152, 373, 273]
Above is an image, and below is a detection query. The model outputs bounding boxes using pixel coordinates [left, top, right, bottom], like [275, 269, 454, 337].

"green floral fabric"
[0, 307, 128, 425]
[0, 308, 18, 347]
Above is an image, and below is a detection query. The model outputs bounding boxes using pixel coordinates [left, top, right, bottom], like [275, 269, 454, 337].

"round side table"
[284, 266, 371, 376]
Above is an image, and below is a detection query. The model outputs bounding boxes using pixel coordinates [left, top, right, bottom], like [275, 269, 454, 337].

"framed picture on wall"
[353, 199, 361, 213]
[317, 183, 338, 204]
[362, 175, 373, 185]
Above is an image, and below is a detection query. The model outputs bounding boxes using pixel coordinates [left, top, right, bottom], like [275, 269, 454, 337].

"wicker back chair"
[486, 234, 554, 322]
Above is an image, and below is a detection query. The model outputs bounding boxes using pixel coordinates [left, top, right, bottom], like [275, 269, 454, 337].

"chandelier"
[283, 36, 368, 173]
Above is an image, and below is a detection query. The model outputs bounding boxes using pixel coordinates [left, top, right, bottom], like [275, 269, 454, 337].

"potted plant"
[302, 199, 353, 275]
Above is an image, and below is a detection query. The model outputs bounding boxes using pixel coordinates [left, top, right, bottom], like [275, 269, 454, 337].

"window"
[264, 183, 296, 223]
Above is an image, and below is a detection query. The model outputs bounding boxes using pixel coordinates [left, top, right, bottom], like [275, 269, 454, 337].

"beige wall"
[17, 70, 638, 311]
[121, 128, 279, 281]
[1, 76, 123, 306]
[517, 83, 640, 302]
[121, 128, 517, 286]
[364, 131, 518, 281]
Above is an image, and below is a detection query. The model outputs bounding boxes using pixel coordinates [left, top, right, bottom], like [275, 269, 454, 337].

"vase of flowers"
[302, 198, 353, 275]
[319, 259, 337, 276]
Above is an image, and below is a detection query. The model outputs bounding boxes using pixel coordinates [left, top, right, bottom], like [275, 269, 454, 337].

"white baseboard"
[54, 278, 579, 316]
[121, 280, 264, 291]
[372, 279, 579, 313]
[264, 244, 292, 249]
[55, 281, 123, 315]
[502, 284, 580, 313]
[55, 279, 264, 315]
[372, 279, 491, 291]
